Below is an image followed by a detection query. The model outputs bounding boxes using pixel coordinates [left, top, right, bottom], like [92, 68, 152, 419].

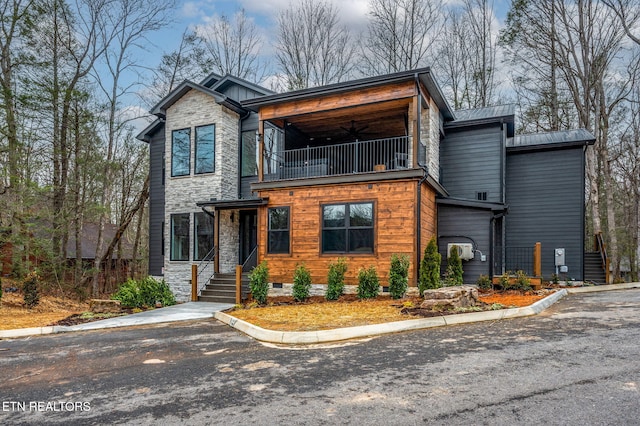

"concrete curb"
[215, 289, 570, 344]
[0, 326, 70, 339]
[565, 282, 640, 293]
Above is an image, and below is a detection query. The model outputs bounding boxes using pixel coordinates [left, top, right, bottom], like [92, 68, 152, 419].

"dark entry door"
[240, 210, 258, 269]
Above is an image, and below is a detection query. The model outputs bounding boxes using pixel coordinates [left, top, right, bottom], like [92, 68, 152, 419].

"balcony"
[262, 136, 410, 182]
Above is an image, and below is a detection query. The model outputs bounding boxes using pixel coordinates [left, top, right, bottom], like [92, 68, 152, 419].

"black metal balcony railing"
[263, 136, 410, 181]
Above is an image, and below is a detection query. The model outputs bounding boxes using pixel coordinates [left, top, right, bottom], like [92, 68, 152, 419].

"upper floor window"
[268, 206, 290, 254]
[195, 124, 215, 174]
[241, 130, 258, 177]
[171, 128, 190, 177]
[322, 202, 374, 253]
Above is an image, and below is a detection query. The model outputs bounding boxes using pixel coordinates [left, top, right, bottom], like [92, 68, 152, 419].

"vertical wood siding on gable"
[506, 148, 585, 280]
[257, 179, 435, 286]
[440, 124, 503, 203]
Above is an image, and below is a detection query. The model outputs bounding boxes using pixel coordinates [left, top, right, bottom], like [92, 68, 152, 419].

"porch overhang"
[196, 198, 269, 211]
[437, 197, 508, 212]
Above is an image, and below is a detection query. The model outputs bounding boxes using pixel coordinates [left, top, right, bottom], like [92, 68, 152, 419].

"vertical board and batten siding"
[506, 148, 584, 280]
[257, 179, 436, 286]
[240, 111, 259, 199]
[437, 205, 492, 282]
[440, 124, 503, 203]
[148, 125, 165, 276]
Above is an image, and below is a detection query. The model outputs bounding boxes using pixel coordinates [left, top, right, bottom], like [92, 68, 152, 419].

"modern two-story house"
[137, 68, 602, 303]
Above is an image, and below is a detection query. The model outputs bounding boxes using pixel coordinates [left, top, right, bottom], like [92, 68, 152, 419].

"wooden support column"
[412, 93, 421, 168]
[258, 119, 264, 182]
[533, 242, 542, 277]
[235, 264, 243, 304]
[191, 264, 198, 301]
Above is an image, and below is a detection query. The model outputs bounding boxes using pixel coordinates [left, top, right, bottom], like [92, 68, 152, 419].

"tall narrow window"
[195, 124, 215, 174]
[322, 202, 374, 253]
[171, 128, 190, 176]
[194, 212, 215, 261]
[241, 130, 258, 177]
[268, 207, 290, 254]
[170, 214, 190, 261]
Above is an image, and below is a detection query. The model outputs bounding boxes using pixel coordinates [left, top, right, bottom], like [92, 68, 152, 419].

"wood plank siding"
[257, 179, 436, 287]
[258, 82, 417, 121]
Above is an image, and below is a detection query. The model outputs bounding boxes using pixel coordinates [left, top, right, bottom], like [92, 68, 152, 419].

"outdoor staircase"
[198, 273, 250, 304]
[584, 252, 606, 284]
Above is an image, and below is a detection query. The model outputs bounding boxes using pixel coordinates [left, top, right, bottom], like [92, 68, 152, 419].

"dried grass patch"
[0, 292, 89, 330]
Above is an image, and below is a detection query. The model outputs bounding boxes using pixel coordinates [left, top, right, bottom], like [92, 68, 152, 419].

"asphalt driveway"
[1, 288, 639, 425]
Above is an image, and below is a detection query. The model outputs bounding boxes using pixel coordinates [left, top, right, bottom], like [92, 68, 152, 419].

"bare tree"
[195, 9, 264, 82]
[275, 0, 355, 90]
[603, 0, 640, 45]
[436, 0, 500, 109]
[361, 0, 443, 75]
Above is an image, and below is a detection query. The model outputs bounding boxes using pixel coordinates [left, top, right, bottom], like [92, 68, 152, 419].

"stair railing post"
[191, 264, 198, 302]
[235, 265, 243, 304]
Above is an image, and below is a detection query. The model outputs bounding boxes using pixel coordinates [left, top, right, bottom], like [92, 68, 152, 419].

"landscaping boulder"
[90, 299, 121, 314]
[421, 286, 479, 310]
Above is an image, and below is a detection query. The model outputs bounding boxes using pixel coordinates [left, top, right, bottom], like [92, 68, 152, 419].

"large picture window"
[170, 213, 190, 261]
[268, 207, 290, 254]
[171, 128, 190, 176]
[322, 202, 374, 253]
[241, 130, 258, 177]
[194, 212, 215, 261]
[195, 124, 215, 174]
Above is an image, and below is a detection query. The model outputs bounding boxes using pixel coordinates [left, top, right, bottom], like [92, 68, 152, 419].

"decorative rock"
[421, 286, 479, 310]
[90, 299, 121, 313]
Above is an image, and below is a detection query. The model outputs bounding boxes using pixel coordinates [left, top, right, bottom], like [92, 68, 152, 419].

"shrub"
[357, 266, 379, 299]
[292, 263, 312, 302]
[389, 254, 410, 299]
[111, 277, 176, 308]
[514, 270, 532, 291]
[445, 245, 464, 286]
[249, 261, 269, 304]
[326, 258, 347, 300]
[23, 271, 40, 309]
[419, 237, 441, 295]
[476, 274, 492, 290]
[498, 271, 511, 289]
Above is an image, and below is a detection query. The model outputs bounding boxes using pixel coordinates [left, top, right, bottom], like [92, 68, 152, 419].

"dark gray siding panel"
[437, 205, 492, 283]
[218, 85, 267, 103]
[506, 148, 584, 280]
[148, 126, 165, 276]
[240, 176, 258, 199]
[440, 123, 503, 203]
[241, 112, 259, 133]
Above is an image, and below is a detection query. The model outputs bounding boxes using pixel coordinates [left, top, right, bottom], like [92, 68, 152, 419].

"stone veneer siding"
[163, 89, 240, 301]
[421, 97, 440, 181]
[267, 283, 420, 298]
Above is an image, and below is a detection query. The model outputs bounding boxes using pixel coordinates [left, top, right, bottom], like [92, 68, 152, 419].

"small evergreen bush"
[476, 274, 492, 290]
[514, 270, 532, 291]
[445, 245, 464, 286]
[23, 271, 40, 308]
[389, 254, 410, 299]
[357, 266, 379, 299]
[292, 263, 312, 302]
[249, 261, 269, 304]
[419, 237, 441, 295]
[111, 277, 176, 308]
[326, 258, 347, 300]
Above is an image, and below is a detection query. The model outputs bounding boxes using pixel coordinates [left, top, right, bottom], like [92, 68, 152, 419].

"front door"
[239, 210, 258, 270]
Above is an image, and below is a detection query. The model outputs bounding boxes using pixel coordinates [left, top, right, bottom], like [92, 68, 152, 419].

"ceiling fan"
[341, 120, 369, 139]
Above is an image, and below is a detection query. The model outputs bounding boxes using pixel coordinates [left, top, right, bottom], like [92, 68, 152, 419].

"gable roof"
[241, 68, 455, 121]
[136, 118, 164, 142]
[508, 129, 595, 152]
[200, 72, 224, 88]
[208, 74, 274, 97]
[149, 80, 246, 118]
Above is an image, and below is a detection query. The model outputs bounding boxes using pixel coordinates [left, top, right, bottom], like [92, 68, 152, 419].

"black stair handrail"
[197, 245, 218, 296]
[594, 232, 610, 284]
[241, 245, 258, 274]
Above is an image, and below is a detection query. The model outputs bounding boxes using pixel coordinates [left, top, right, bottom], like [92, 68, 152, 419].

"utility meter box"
[447, 243, 474, 261]
[555, 248, 566, 266]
